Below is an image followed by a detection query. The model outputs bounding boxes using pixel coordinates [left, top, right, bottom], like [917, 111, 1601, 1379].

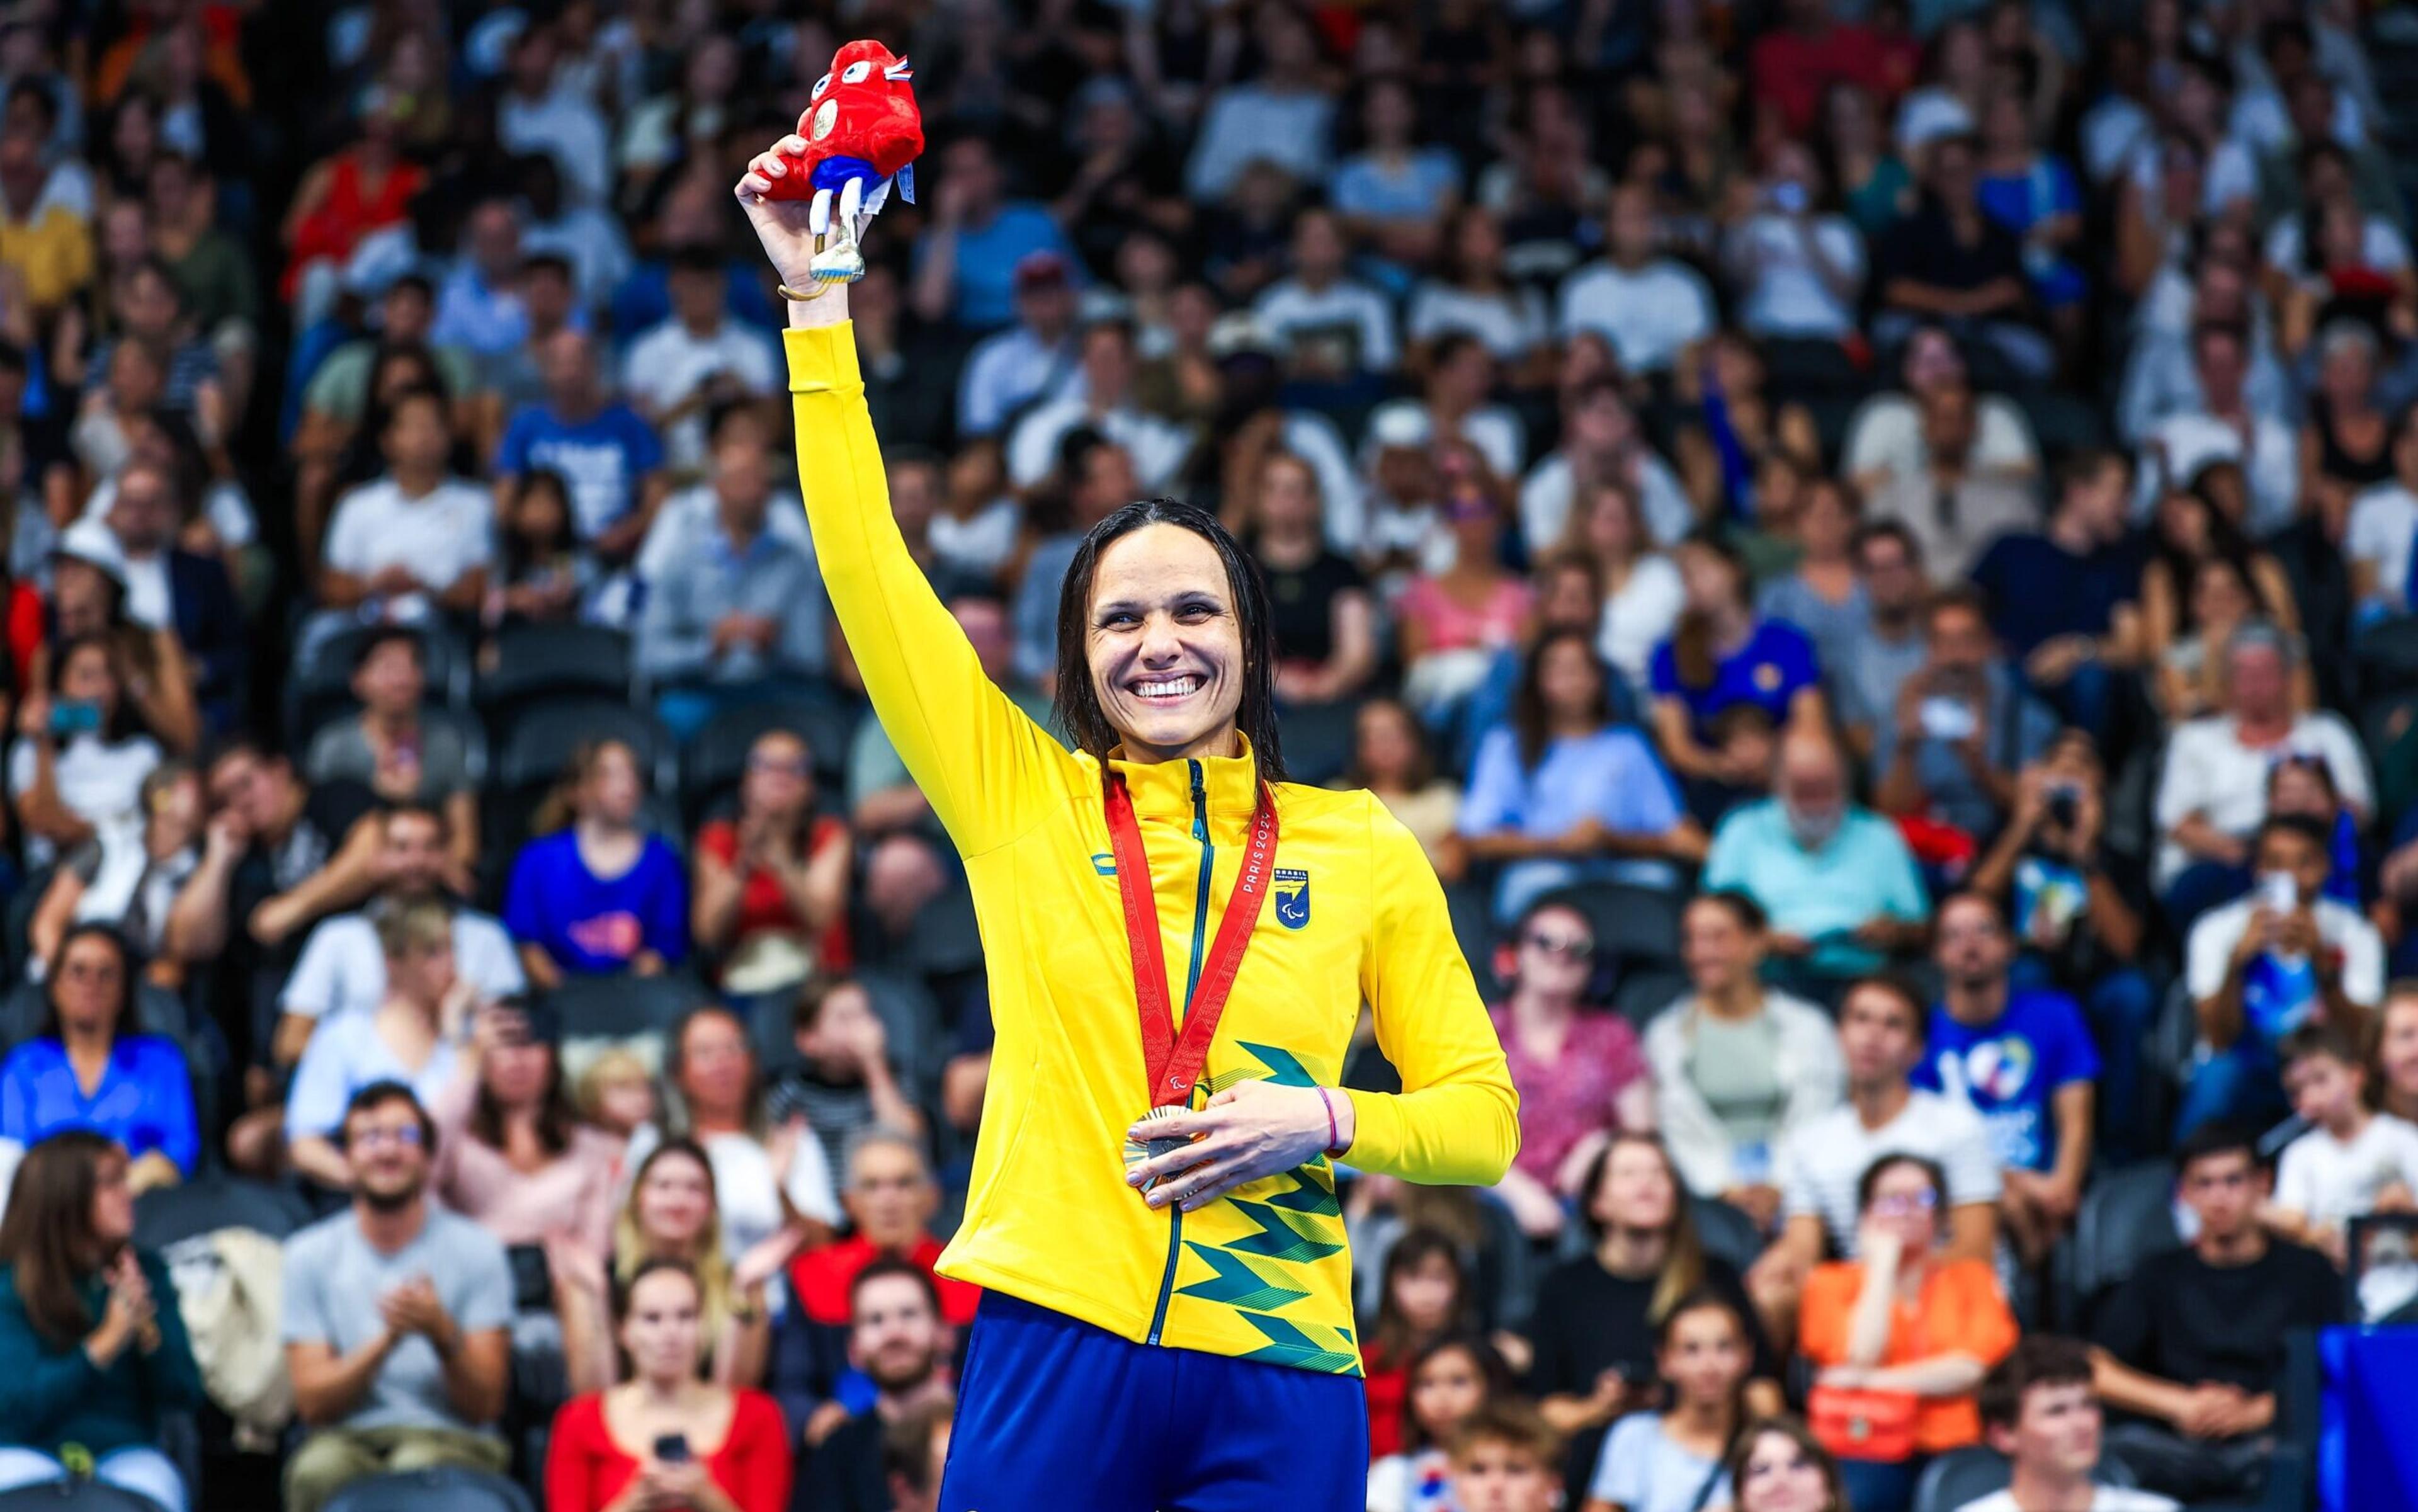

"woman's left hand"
[1124, 1081, 1344, 1213]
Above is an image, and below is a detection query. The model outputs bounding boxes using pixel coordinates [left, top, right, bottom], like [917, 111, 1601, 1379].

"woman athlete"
[737, 135, 1519, 1511]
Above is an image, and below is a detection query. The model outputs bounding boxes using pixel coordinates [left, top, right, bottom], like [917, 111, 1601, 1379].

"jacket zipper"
[1145, 759, 1215, 1346]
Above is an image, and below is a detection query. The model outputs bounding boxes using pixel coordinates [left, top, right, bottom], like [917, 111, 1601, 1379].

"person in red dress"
[545, 1260, 792, 1512]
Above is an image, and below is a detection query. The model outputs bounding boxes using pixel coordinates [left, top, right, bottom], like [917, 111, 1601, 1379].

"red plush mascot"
[761, 40, 924, 284]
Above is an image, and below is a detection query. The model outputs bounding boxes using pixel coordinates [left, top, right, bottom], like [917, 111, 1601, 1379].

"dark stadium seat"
[2350, 614, 2418, 708]
[1611, 965, 1688, 1030]
[475, 622, 633, 713]
[1278, 695, 1363, 787]
[134, 1174, 313, 1251]
[2055, 1161, 2178, 1336]
[1689, 1197, 1762, 1276]
[1543, 882, 1684, 971]
[321, 1468, 535, 1512]
[494, 698, 676, 795]
[285, 621, 471, 747]
[542, 971, 710, 1044]
[0, 1482, 178, 1512]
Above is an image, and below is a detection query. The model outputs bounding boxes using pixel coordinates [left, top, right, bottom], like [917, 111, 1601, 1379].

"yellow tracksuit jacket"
[786, 323, 1519, 1375]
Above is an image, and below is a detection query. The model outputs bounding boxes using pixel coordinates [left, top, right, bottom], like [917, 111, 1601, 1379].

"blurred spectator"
[280, 1082, 512, 1512]
[494, 329, 666, 562]
[547, 1257, 792, 1512]
[1365, 335, 1523, 486]
[1521, 373, 1693, 553]
[504, 740, 688, 987]
[1329, 77, 1458, 275]
[487, 467, 589, 628]
[557, 1138, 761, 1392]
[36, 530, 203, 759]
[1579, 1292, 1752, 1512]
[1668, 338, 1818, 531]
[1975, 89, 2087, 357]
[2091, 1123, 2339, 1506]
[302, 628, 479, 880]
[0, 126, 90, 314]
[1407, 210, 1549, 375]
[1231, 449, 1376, 705]
[2137, 482, 2307, 724]
[2268, 1023, 2418, 1267]
[1647, 892, 1843, 1229]
[1182, 4, 1334, 203]
[515, 154, 630, 324]
[2346, 402, 2418, 620]
[1445, 1401, 1565, 1512]
[1755, 477, 1868, 698]
[2378, 987, 2418, 1127]
[0, 1131, 200, 1511]
[1480, 899, 1648, 1237]
[1748, 0, 1909, 139]
[428, 198, 529, 359]
[2182, 814, 2386, 1137]
[1558, 480, 1681, 701]
[788, 1130, 977, 1333]
[1254, 206, 1399, 383]
[283, 899, 465, 1191]
[954, 252, 1079, 440]
[11, 632, 163, 866]
[1723, 1418, 1850, 1512]
[1837, 522, 1932, 764]
[1397, 474, 1530, 718]
[26, 761, 198, 979]
[1650, 535, 1825, 802]
[1369, 1336, 1512, 1512]
[1362, 1231, 1475, 1462]
[275, 802, 516, 1064]
[915, 137, 1077, 332]
[1873, 587, 2058, 849]
[1968, 1336, 2179, 1512]
[1722, 140, 1866, 355]
[1969, 733, 2157, 1161]
[1874, 133, 2050, 383]
[0, 923, 193, 1190]
[428, 999, 618, 1259]
[1007, 314, 1191, 491]
[1970, 451, 2143, 736]
[1557, 185, 1715, 380]
[622, 248, 778, 475]
[1799, 1153, 2020, 1512]
[2298, 321, 2394, 540]
[1844, 329, 2039, 580]
[1704, 732, 1927, 989]
[631, 1006, 840, 1259]
[2153, 625, 2370, 925]
[1916, 893, 2097, 1266]
[1758, 979, 2001, 1332]
[771, 976, 926, 1179]
[799, 1260, 956, 1512]
[695, 729, 852, 1012]
[1530, 1134, 1778, 1494]
[637, 413, 830, 741]
[1350, 696, 1463, 881]
[1460, 629, 1697, 918]
[72, 462, 241, 727]
[315, 388, 491, 627]
[2135, 322, 2298, 539]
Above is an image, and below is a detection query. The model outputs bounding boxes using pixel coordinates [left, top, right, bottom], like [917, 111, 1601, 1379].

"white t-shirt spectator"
[2184, 894, 2386, 1033]
[1956, 1489, 2177, 1512]
[1184, 87, 1334, 201]
[284, 1012, 462, 1145]
[2347, 480, 2418, 613]
[1253, 276, 1400, 375]
[323, 476, 496, 598]
[2128, 135, 2258, 217]
[2136, 411, 2301, 539]
[1359, 398, 1525, 483]
[1725, 213, 1866, 339]
[8, 734, 162, 867]
[1844, 394, 2040, 486]
[2263, 215, 2411, 280]
[2274, 1113, 2418, 1234]
[1555, 258, 1717, 375]
[1405, 282, 1548, 362]
[622, 1122, 841, 1248]
[499, 83, 611, 207]
[1006, 398, 1194, 492]
[620, 317, 779, 470]
[1586, 1412, 1730, 1512]
[1519, 451, 1694, 552]
[1598, 554, 1688, 695]
[637, 482, 811, 584]
[2152, 713, 2375, 888]
[1781, 1090, 2003, 1260]
[281, 908, 527, 1024]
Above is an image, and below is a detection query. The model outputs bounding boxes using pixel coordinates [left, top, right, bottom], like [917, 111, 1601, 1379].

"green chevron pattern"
[1175, 1242, 1312, 1313]
[1263, 1164, 1342, 1220]
[1225, 1197, 1344, 1263]
[1203, 1040, 1319, 1093]
[1236, 1314, 1362, 1375]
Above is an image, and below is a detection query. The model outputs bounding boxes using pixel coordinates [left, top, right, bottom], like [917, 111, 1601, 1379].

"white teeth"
[1137, 676, 1200, 698]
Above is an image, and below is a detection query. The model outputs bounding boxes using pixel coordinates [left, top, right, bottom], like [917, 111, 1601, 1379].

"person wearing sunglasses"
[280, 1081, 514, 1512]
[1797, 1152, 2018, 1512]
[1486, 900, 1649, 1239]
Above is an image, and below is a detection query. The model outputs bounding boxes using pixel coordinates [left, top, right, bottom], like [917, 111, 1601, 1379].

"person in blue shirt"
[1457, 629, 1705, 923]
[0, 923, 196, 1193]
[494, 329, 667, 562]
[0, 1130, 203, 1512]
[1650, 533, 1825, 817]
[1914, 891, 2099, 1266]
[504, 739, 688, 989]
[911, 137, 1079, 331]
[1703, 729, 1930, 1001]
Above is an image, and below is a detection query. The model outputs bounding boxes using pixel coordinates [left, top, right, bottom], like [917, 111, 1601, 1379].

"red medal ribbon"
[1103, 773, 1279, 1109]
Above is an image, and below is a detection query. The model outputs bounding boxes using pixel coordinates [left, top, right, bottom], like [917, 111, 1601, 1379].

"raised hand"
[735, 136, 825, 292]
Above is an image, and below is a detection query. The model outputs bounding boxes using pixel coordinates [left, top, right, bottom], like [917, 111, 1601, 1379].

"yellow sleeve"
[1344, 799, 1520, 1185]
[785, 324, 1063, 856]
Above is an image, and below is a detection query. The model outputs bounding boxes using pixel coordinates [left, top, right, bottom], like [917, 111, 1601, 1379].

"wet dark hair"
[1051, 497, 1286, 782]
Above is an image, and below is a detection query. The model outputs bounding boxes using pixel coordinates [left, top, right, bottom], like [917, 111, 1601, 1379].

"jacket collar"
[1105, 731, 1264, 828]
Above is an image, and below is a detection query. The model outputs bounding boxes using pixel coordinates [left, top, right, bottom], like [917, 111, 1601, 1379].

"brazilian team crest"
[1274, 868, 1310, 929]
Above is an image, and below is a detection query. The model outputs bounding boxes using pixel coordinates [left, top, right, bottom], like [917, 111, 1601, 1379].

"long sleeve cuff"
[785, 324, 862, 394]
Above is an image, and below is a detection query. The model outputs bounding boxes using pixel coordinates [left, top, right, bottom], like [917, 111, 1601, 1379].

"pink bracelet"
[1317, 1086, 1344, 1159]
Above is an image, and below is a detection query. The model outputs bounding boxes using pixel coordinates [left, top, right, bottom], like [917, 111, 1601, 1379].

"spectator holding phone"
[1873, 589, 2058, 853]
[11, 632, 162, 866]
[545, 1258, 792, 1512]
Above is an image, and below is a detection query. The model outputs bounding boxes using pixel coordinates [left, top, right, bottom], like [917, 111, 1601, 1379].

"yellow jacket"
[786, 324, 1518, 1375]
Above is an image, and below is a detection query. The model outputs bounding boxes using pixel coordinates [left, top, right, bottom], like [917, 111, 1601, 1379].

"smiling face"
[1085, 523, 1246, 764]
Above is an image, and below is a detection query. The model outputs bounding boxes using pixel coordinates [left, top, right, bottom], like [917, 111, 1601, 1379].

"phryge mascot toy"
[760, 40, 924, 285]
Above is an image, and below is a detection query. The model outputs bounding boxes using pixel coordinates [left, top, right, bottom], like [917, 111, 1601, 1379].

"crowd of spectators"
[0, 0, 2408, 1509]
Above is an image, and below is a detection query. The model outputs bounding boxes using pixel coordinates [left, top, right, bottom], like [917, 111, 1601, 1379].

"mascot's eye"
[810, 74, 831, 99]
[841, 60, 873, 84]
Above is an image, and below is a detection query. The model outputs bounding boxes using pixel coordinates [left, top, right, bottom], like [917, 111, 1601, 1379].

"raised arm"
[739, 144, 1064, 858]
